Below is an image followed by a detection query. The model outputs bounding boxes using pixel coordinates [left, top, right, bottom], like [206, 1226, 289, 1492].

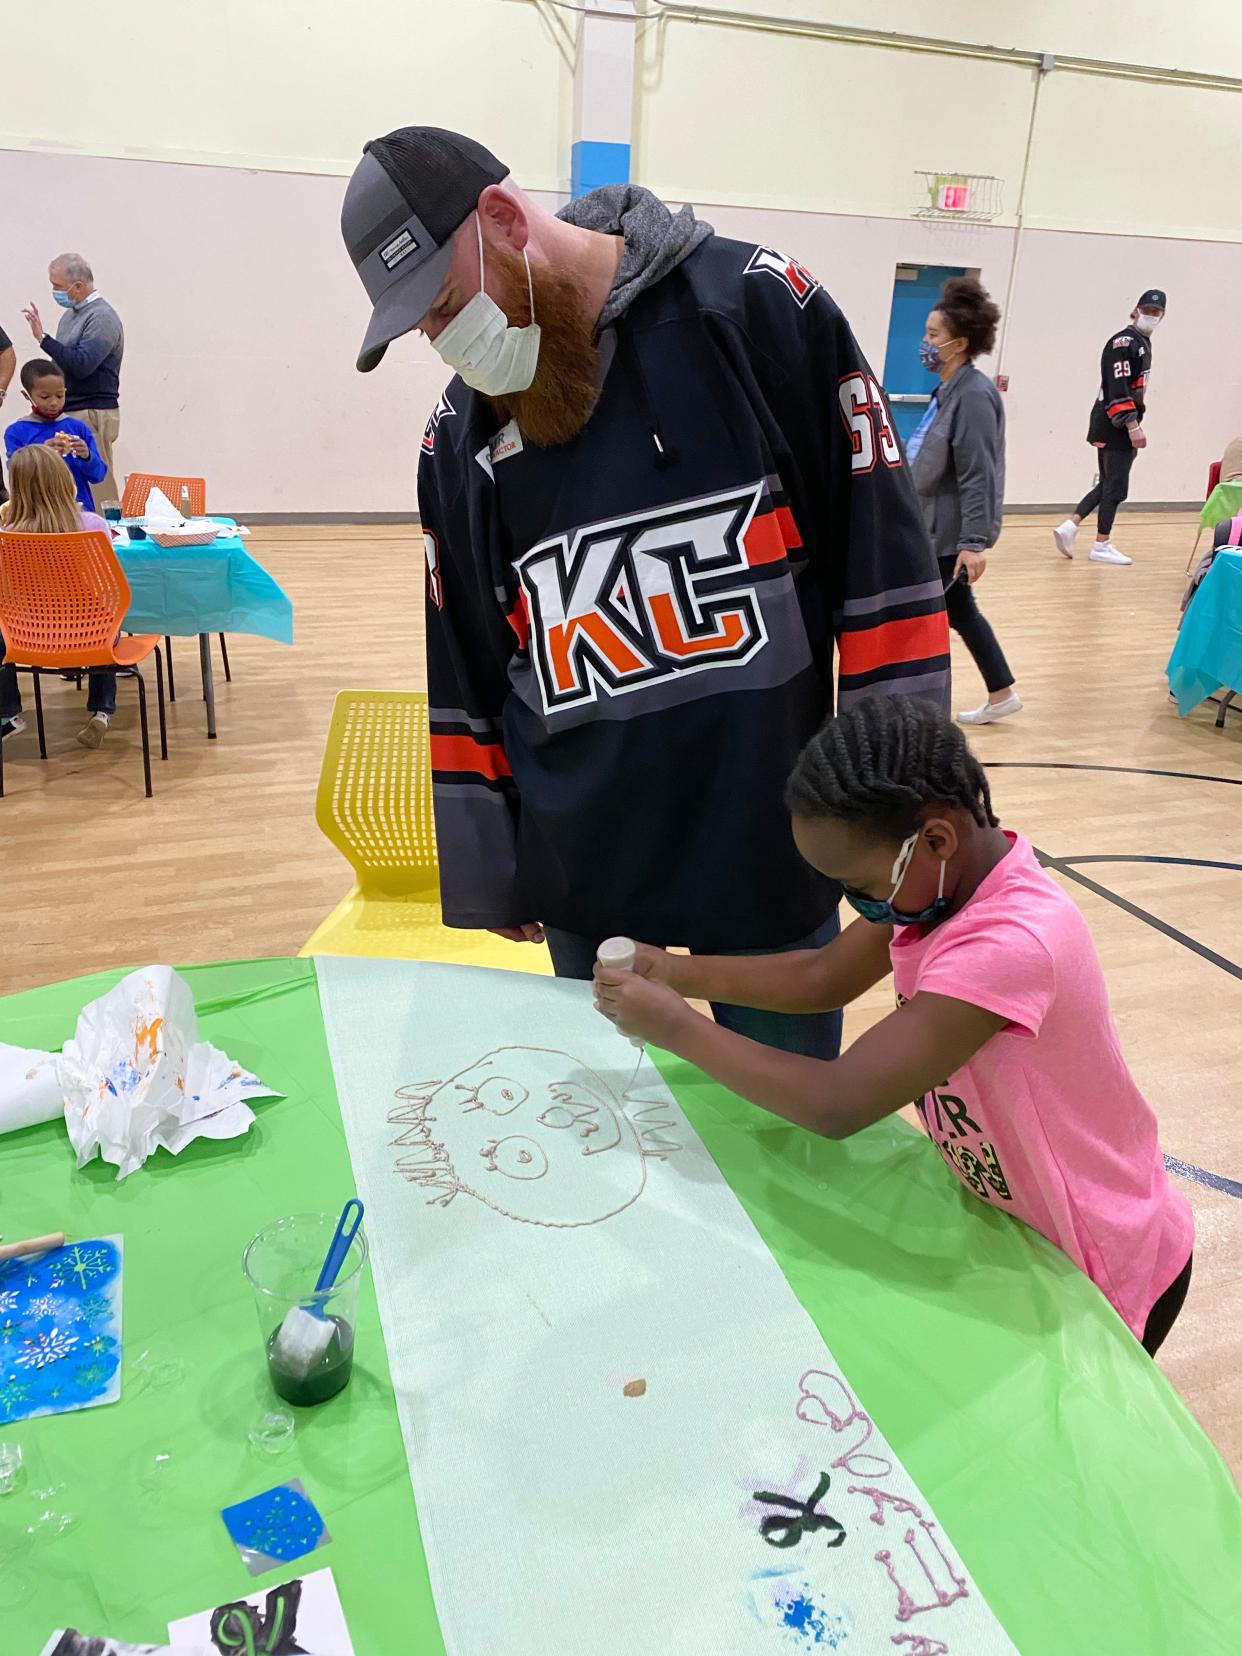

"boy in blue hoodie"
[4, 359, 106, 514]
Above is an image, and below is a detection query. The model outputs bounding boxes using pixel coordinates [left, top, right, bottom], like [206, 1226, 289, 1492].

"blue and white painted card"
[0, 1236, 123, 1423]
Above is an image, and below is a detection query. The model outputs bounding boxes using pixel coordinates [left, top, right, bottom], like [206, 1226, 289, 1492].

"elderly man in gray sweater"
[22, 254, 125, 509]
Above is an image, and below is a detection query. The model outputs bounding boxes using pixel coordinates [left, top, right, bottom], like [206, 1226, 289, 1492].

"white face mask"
[431, 215, 540, 396]
[1134, 312, 1161, 335]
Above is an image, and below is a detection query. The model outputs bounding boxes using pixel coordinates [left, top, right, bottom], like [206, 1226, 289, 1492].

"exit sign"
[937, 181, 971, 212]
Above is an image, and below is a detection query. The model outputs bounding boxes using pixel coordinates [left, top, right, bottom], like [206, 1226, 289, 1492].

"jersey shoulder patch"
[743, 246, 820, 309]
[422, 388, 457, 455]
[1111, 333, 1135, 349]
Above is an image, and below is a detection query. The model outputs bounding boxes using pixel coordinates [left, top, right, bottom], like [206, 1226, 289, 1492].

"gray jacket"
[908, 362, 1005, 560]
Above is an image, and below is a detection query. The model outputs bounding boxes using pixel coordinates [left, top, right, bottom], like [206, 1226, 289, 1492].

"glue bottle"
[596, 936, 643, 1050]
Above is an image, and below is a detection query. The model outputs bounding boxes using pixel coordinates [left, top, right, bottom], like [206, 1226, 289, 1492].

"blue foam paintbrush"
[271, 1199, 365, 1381]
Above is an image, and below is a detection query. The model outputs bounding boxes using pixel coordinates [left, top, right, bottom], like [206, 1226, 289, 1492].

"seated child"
[5, 358, 107, 516]
[0, 445, 117, 748]
[594, 695, 1195, 1356]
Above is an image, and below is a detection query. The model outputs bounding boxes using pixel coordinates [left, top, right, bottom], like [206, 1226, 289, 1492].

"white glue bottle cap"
[595, 937, 643, 1049]
[596, 936, 637, 973]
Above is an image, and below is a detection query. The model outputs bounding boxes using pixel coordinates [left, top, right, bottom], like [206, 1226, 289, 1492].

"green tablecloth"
[1200, 479, 1242, 534]
[2, 958, 1239, 1653]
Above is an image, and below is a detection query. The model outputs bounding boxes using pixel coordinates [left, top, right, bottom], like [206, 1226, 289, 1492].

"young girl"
[594, 695, 1194, 1355]
[0, 443, 117, 748]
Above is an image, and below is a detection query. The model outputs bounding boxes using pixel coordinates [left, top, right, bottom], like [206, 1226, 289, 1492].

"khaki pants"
[78, 407, 121, 510]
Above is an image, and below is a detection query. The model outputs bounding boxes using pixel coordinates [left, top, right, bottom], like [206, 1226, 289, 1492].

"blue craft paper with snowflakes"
[0, 1236, 122, 1423]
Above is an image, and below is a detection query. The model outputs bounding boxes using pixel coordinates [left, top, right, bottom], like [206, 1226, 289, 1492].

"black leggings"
[1141, 1253, 1193, 1356]
[939, 557, 1013, 694]
[1075, 447, 1137, 538]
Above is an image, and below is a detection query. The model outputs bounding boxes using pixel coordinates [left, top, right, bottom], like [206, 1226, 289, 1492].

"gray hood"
[558, 185, 713, 328]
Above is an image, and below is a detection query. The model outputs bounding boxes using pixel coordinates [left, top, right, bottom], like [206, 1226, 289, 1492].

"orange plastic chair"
[120, 473, 207, 517]
[119, 471, 230, 696]
[0, 529, 168, 798]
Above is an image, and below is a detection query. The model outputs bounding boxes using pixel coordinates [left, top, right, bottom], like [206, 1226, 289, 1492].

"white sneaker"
[1053, 520, 1078, 558]
[77, 712, 111, 749]
[0, 714, 26, 739]
[1089, 542, 1133, 566]
[957, 693, 1023, 725]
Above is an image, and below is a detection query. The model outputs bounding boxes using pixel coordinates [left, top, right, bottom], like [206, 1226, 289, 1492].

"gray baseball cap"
[341, 127, 508, 373]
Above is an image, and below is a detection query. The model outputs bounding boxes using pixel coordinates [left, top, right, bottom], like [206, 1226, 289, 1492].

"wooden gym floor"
[3, 512, 1238, 1482]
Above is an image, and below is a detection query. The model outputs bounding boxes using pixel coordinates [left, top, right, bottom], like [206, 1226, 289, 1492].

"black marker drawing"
[210, 1576, 310, 1654]
[389, 1046, 680, 1227]
[752, 1470, 847, 1551]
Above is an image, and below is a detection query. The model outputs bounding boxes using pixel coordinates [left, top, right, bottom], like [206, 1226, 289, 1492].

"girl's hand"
[628, 941, 680, 987]
[953, 549, 987, 584]
[593, 965, 695, 1048]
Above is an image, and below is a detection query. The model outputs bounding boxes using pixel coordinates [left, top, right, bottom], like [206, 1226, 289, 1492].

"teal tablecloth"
[1167, 547, 1242, 714]
[118, 519, 293, 643]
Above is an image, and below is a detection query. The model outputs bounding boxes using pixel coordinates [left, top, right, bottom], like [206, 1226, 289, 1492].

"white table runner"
[317, 958, 1018, 1655]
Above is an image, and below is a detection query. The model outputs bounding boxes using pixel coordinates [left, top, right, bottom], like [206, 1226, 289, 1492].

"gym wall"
[2, 0, 1239, 512]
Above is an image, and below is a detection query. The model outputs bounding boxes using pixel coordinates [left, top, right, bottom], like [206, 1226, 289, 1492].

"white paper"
[40, 1635, 207, 1656]
[0, 1041, 62, 1133]
[318, 958, 1020, 1656]
[168, 1567, 354, 1655]
[141, 485, 182, 524]
[58, 965, 280, 1178]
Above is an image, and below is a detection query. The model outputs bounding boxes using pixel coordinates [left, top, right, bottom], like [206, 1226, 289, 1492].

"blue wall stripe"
[571, 139, 631, 199]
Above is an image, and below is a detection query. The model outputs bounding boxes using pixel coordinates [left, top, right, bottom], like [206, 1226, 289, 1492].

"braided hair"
[786, 696, 998, 840]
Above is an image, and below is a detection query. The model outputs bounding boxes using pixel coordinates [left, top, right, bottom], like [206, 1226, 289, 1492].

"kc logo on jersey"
[514, 484, 772, 714]
[421, 389, 457, 455]
[744, 246, 820, 308]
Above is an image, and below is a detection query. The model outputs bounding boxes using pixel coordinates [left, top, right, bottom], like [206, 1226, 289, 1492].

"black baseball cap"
[342, 127, 508, 373]
[1136, 288, 1167, 310]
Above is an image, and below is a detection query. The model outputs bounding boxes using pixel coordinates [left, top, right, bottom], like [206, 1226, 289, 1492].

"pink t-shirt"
[890, 832, 1193, 1337]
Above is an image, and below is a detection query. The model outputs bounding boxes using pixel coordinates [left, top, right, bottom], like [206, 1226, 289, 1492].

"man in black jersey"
[1054, 288, 1166, 567]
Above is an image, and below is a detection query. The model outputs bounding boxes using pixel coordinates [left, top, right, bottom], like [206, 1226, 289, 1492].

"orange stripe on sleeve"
[774, 505, 803, 550]
[506, 593, 530, 649]
[430, 734, 513, 781]
[742, 512, 787, 566]
[743, 506, 804, 567]
[838, 611, 949, 678]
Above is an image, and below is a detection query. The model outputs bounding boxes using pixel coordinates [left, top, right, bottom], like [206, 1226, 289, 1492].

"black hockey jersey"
[1087, 325, 1152, 449]
[419, 233, 949, 951]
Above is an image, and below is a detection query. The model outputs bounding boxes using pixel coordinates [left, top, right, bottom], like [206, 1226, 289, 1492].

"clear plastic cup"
[242, 1213, 367, 1406]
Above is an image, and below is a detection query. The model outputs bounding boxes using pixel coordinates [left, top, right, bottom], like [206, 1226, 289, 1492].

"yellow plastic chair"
[300, 689, 552, 972]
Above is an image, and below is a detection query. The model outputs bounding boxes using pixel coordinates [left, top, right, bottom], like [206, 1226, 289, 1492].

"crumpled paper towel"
[2, 965, 280, 1179]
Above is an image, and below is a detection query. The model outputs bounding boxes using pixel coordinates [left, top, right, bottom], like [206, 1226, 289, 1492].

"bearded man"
[341, 126, 948, 1061]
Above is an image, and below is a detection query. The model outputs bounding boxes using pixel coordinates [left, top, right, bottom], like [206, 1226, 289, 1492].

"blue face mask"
[52, 289, 74, 309]
[918, 338, 943, 372]
[842, 831, 951, 927]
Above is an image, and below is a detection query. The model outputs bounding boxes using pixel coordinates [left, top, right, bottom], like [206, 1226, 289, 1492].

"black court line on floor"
[1062, 855, 1242, 874]
[1163, 1157, 1242, 1200]
[987, 760, 1242, 787]
[1034, 848, 1242, 982]
[985, 761, 1241, 1197]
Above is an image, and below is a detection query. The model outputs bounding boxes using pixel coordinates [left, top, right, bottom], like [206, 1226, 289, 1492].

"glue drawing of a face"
[389, 1047, 681, 1226]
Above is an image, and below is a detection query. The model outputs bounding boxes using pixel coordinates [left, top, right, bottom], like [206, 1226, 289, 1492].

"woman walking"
[907, 276, 1019, 725]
